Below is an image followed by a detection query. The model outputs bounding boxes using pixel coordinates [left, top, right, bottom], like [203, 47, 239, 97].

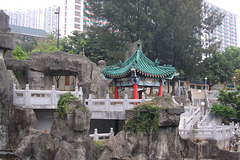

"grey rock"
[15, 101, 93, 160]
[0, 10, 15, 150]
[6, 107, 37, 149]
[15, 129, 57, 160]
[125, 40, 142, 61]
[5, 51, 110, 98]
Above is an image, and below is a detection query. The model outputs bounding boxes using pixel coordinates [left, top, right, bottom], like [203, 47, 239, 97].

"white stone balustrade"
[90, 128, 114, 141]
[13, 84, 152, 119]
[13, 84, 83, 109]
[179, 122, 236, 141]
[85, 93, 152, 112]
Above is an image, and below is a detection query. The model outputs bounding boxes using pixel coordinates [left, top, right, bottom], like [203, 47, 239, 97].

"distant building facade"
[4, 6, 58, 34]
[205, 1, 238, 52]
[59, 0, 106, 36]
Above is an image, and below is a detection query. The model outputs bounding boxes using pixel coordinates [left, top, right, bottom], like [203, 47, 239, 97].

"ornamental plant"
[57, 92, 79, 118]
[210, 87, 240, 122]
[124, 102, 161, 136]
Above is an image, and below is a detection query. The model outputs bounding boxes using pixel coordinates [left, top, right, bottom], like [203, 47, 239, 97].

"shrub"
[57, 92, 79, 118]
[124, 102, 161, 136]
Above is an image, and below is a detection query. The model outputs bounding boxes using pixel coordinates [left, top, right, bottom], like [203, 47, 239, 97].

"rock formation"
[98, 94, 240, 160]
[5, 51, 110, 99]
[6, 107, 38, 149]
[0, 10, 15, 150]
[124, 40, 142, 61]
[15, 101, 93, 160]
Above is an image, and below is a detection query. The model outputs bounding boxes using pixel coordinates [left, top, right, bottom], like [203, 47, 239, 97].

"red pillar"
[115, 85, 119, 99]
[139, 91, 142, 99]
[158, 83, 163, 96]
[133, 82, 138, 99]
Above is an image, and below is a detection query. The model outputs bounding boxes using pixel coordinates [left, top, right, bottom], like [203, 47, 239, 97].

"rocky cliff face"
[5, 51, 110, 99]
[0, 10, 15, 150]
[15, 101, 93, 160]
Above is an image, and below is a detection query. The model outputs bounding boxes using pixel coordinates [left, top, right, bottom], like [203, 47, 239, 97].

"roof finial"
[137, 43, 140, 50]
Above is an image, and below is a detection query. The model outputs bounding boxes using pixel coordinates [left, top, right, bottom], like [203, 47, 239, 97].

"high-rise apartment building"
[205, 1, 238, 52]
[59, 0, 84, 36]
[58, 0, 106, 36]
[4, 6, 58, 34]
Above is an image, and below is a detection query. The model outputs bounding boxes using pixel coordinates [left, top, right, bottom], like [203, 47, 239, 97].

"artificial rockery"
[98, 94, 240, 160]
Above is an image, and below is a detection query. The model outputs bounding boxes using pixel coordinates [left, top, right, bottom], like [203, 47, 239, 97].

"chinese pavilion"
[101, 44, 177, 99]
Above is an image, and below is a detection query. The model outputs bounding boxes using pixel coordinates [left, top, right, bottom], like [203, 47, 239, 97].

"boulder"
[0, 10, 15, 150]
[6, 107, 37, 149]
[15, 101, 93, 160]
[15, 129, 57, 160]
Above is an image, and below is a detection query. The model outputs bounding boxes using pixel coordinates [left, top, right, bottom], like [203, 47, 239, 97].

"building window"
[75, 5, 81, 10]
[74, 24, 80, 29]
[190, 85, 195, 89]
[197, 85, 202, 89]
[75, 17, 80, 23]
[75, 11, 81, 17]
[75, 0, 81, 4]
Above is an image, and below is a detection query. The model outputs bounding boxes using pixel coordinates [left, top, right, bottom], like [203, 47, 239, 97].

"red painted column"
[133, 82, 138, 99]
[158, 83, 163, 96]
[115, 85, 119, 99]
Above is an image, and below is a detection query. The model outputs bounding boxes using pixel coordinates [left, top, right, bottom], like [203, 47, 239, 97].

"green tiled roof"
[102, 44, 176, 79]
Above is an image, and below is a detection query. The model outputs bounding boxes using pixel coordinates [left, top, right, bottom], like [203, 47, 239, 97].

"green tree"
[223, 47, 240, 71]
[60, 31, 118, 64]
[12, 44, 29, 60]
[86, 0, 223, 78]
[210, 88, 240, 123]
[200, 52, 234, 90]
[15, 36, 37, 53]
[31, 33, 59, 53]
[233, 69, 240, 86]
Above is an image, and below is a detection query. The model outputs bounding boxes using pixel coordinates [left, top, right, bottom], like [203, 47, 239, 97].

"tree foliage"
[200, 47, 240, 89]
[210, 88, 240, 122]
[86, 0, 223, 78]
[60, 31, 124, 64]
[31, 33, 59, 53]
[200, 52, 234, 89]
[15, 36, 37, 53]
[12, 44, 29, 60]
[223, 47, 240, 71]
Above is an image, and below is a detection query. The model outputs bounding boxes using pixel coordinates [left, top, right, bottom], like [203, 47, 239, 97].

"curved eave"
[102, 69, 176, 79]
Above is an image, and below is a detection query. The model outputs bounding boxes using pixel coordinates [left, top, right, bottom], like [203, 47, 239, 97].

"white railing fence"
[13, 84, 83, 109]
[85, 93, 152, 112]
[180, 122, 237, 141]
[90, 128, 114, 141]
